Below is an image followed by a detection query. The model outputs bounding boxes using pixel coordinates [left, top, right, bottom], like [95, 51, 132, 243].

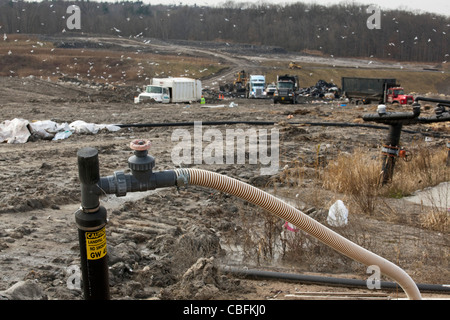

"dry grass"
[420, 210, 449, 232]
[262, 143, 448, 274]
[322, 144, 449, 217]
[385, 146, 449, 198]
[322, 149, 381, 215]
[0, 34, 225, 85]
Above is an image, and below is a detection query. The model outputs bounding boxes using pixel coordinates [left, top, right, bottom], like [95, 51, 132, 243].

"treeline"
[0, 0, 448, 62]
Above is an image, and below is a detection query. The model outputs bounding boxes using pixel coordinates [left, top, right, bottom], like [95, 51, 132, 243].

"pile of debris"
[298, 80, 340, 99]
[0, 118, 121, 144]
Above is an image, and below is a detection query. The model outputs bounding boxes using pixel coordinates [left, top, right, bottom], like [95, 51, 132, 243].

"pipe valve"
[98, 139, 177, 197]
[128, 139, 155, 181]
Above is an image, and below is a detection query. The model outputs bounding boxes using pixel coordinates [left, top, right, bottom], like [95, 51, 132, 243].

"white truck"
[136, 77, 202, 104]
[247, 75, 266, 98]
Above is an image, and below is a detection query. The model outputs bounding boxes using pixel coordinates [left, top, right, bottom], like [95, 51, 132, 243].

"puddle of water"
[404, 182, 449, 210]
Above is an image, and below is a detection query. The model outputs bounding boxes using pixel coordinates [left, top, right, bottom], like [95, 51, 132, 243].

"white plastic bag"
[53, 130, 73, 140]
[69, 120, 98, 134]
[327, 200, 348, 227]
[29, 120, 59, 139]
[0, 118, 30, 144]
[69, 121, 121, 134]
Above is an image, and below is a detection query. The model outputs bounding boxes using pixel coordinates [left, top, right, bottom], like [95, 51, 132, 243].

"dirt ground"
[0, 39, 449, 302]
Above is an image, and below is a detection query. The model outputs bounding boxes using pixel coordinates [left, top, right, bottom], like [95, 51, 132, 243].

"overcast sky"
[138, 0, 450, 16]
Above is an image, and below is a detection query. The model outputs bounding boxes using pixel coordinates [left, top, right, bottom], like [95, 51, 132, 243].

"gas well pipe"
[363, 97, 450, 184]
[79, 139, 422, 300]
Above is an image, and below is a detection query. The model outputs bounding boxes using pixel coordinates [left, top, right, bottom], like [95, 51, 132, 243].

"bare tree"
[0, 0, 447, 62]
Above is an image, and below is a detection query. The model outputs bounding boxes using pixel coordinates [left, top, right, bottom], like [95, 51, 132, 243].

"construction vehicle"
[246, 75, 266, 98]
[289, 62, 302, 69]
[273, 74, 299, 104]
[219, 70, 249, 95]
[342, 77, 413, 105]
[233, 70, 249, 93]
[136, 77, 202, 103]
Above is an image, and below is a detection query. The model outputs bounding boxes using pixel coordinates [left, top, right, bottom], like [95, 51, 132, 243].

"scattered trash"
[327, 200, 348, 227]
[0, 118, 121, 144]
[284, 221, 299, 232]
[68, 120, 120, 134]
[298, 80, 340, 98]
[229, 102, 238, 108]
[29, 120, 71, 140]
[53, 130, 73, 141]
[0, 118, 31, 144]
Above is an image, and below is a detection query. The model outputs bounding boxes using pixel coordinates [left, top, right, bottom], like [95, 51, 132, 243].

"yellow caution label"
[85, 227, 107, 260]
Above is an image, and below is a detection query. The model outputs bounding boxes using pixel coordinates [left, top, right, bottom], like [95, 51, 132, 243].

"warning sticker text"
[86, 227, 107, 260]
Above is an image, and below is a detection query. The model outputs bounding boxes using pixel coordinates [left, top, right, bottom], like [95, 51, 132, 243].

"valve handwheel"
[130, 139, 151, 151]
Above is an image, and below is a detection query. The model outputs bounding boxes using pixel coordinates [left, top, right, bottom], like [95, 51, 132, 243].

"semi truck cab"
[247, 75, 266, 98]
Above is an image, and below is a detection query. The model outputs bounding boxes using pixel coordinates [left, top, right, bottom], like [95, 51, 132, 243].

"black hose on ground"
[116, 120, 385, 129]
[115, 120, 448, 138]
[220, 266, 450, 294]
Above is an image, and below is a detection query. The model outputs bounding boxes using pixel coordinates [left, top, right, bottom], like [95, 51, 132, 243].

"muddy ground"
[0, 41, 449, 301]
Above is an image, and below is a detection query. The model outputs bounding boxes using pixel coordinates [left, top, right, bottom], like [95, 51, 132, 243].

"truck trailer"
[341, 77, 413, 105]
[136, 77, 202, 104]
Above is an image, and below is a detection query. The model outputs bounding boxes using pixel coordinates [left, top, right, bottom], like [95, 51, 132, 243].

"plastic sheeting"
[0, 118, 31, 144]
[0, 118, 121, 144]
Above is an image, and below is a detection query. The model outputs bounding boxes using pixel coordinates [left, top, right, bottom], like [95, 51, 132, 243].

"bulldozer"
[233, 70, 248, 93]
[219, 70, 249, 94]
[289, 62, 302, 69]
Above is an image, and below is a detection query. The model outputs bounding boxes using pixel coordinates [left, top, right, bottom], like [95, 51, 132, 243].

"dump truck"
[273, 74, 299, 104]
[341, 77, 413, 105]
[246, 75, 266, 98]
[136, 77, 202, 103]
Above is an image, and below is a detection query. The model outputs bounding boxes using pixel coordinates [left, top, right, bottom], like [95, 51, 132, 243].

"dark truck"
[342, 77, 413, 105]
[273, 74, 299, 104]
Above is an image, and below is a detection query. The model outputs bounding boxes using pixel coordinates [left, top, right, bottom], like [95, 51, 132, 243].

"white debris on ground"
[327, 200, 348, 227]
[0, 118, 121, 144]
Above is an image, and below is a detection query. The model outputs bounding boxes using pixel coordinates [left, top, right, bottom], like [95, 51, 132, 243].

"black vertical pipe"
[381, 123, 403, 185]
[447, 142, 450, 167]
[76, 148, 110, 300]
